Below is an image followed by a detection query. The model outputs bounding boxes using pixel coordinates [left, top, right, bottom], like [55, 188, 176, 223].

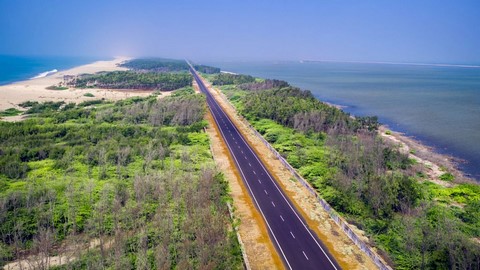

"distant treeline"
[72, 71, 192, 91]
[213, 72, 480, 270]
[194, 65, 221, 74]
[120, 58, 220, 74]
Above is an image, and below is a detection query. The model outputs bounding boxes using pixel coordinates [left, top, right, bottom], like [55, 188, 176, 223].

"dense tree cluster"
[242, 87, 377, 133]
[72, 71, 192, 91]
[0, 92, 243, 269]
[238, 79, 289, 91]
[120, 58, 190, 72]
[211, 73, 256, 86]
[217, 76, 480, 269]
[193, 65, 220, 74]
[119, 58, 220, 74]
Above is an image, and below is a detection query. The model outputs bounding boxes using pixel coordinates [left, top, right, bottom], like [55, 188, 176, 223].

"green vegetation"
[120, 58, 190, 72]
[212, 73, 256, 86]
[238, 79, 289, 91]
[18, 100, 39, 108]
[46, 85, 69, 90]
[120, 58, 219, 74]
[23, 101, 65, 114]
[83, 93, 95, 97]
[73, 71, 192, 91]
[213, 74, 480, 269]
[0, 92, 243, 268]
[439, 172, 455, 182]
[193, 65, 220, 74]
[0, 108, 22, 117]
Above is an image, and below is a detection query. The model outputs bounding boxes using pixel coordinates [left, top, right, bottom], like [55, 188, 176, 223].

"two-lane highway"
[189, 65, 340, 270]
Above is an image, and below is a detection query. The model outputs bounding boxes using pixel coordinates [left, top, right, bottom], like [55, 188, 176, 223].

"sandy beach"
[0, 57, 154, 120]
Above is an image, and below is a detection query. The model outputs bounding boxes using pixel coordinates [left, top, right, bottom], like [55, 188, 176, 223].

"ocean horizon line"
[302, 59, 480, 69]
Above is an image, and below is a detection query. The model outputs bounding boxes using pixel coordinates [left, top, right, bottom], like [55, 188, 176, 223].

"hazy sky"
[1, 0, 479, 63]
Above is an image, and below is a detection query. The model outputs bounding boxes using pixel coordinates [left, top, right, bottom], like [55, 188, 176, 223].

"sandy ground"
[0, 57, 153, 120]
[200, 76, 379, 269]
[379, 126, 475, 187]
[3, 236, 114, 270]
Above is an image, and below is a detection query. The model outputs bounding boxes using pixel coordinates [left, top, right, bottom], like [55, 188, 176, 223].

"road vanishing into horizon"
[189, 64, 341, 270]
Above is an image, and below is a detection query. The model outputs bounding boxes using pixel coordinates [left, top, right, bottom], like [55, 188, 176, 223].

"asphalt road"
[189, 66, 341, 270]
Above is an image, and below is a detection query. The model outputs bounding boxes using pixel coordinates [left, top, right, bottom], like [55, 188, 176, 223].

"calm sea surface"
[0, 55, 104, 85]
[205, 61, 480, 180]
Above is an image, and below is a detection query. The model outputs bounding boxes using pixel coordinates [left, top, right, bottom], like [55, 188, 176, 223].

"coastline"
[0, 57, 153, 120]
[324, 99, 476, 185]
[307, 92, 477, 184]
[378, 125, 475, 186]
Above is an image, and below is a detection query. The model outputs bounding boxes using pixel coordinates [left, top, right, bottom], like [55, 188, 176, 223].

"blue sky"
[1, 0, 479, 63]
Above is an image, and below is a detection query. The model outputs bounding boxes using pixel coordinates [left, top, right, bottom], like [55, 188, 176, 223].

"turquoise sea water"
[205, 61, 480, 180]
[0, 55, 104, 85]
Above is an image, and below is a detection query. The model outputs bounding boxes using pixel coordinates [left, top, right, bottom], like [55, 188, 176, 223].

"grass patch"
[0, 108, 22, 117]
[83, 93, 95, 97]
[439, 172, 455, 182]
[46, 85, 69, 90]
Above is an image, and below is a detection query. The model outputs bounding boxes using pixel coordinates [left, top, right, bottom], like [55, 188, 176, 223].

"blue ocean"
[205, 61, 480, 180]
[0, 55, 104, 86]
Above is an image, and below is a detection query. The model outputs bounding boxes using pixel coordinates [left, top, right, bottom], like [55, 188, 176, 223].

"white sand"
[0, 57, 154, 118]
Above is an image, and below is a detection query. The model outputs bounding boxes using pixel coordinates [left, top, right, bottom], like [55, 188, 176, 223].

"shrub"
[46, 85, 69, 90]
[439, 172, 455, 182]
[0, 108, 22, 117]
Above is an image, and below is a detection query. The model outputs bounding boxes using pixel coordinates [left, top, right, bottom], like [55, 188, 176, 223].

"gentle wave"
[31, 69, 58, 79]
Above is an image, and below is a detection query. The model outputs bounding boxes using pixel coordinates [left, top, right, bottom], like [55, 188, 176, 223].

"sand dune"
[0, 57, 153, 115]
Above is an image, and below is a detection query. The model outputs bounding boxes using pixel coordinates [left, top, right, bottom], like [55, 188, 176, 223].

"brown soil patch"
[192, 79, 201, 94]
[3, 236, 114, 270]
[205, 112, 284, 270]
[200, 76, 380, 270]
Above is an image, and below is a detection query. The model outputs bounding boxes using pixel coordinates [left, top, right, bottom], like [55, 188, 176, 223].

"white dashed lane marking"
[303, 251, 309, 260]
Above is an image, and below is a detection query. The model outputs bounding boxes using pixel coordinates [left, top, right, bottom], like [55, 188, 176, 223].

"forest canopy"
[72, 71, 192, 91]
[0, 89, 243, 269]
[120, 58, 220, 74]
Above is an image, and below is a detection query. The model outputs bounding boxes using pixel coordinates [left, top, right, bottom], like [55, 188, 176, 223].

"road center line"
[280, 215, 284, 222]
[264, 190, 268, 195]
[303, 251, 309, 260]
[272, 201, 276, 207]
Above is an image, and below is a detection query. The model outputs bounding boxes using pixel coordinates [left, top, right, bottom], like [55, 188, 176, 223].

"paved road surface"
[189, 65, 341, 270]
